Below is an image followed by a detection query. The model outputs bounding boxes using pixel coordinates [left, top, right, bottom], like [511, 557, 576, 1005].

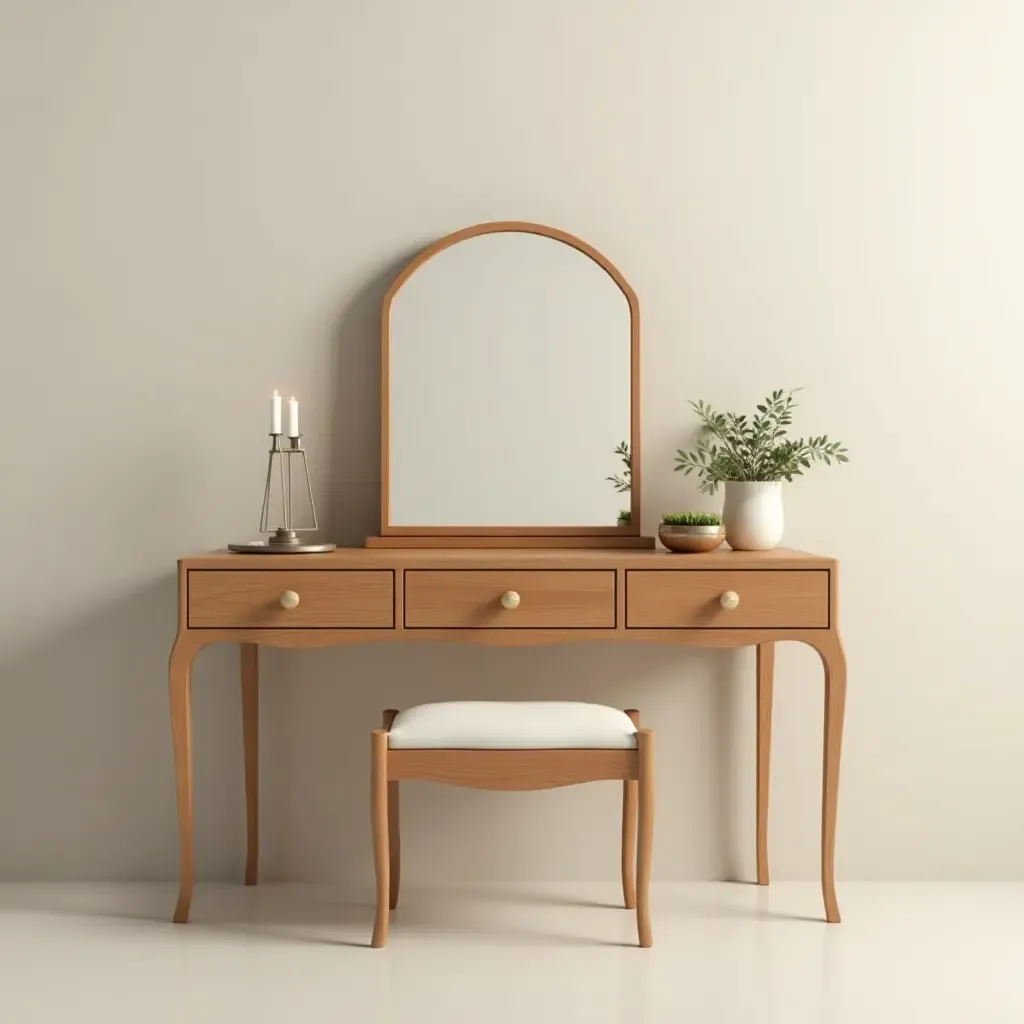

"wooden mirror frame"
[372, 221, 650, 549]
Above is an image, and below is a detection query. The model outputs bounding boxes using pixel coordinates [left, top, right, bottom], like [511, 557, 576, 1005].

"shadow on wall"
[258, 640, 751, 888]
[0, 571, 753, 886]
[267, 248, 754, 886]
[0, 247, 754, 887]
[0, 575, 240, 881]
[322, 248, 422, 542]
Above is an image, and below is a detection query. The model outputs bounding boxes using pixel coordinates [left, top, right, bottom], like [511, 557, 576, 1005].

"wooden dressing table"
[169, 545, 846, 925]
[169, 222, 846, 928]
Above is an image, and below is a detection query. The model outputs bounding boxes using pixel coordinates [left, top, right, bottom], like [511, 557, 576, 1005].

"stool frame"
[370, 707, 654, 947]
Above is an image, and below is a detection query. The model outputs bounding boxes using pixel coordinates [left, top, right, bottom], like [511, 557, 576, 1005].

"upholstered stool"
[370, 701, 654, 948]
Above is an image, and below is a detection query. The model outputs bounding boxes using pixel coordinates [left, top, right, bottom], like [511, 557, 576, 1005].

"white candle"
[270, 391, 282, 435]
[287, 396, 299, 438]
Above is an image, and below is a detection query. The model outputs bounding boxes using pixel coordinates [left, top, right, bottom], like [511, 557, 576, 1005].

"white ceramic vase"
[723, 481, 784, 551]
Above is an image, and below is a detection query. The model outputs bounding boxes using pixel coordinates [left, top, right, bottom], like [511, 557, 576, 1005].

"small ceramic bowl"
[658, 524, 725, 553]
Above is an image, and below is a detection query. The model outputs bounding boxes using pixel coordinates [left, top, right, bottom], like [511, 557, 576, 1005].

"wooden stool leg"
[370, 729, 390, 948]
[621, 710, 639, 909]
[382, 710, 401, 910]
[636, 728, 654, 948]
[388, 782, 401, 909]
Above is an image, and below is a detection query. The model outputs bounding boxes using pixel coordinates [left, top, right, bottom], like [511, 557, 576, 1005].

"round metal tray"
[228, 541, 337, 554]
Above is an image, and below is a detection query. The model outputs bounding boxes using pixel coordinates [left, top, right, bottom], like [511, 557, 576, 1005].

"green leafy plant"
[607, 441, 632, 493]
[661, 512, 722, 526]
[617, 510, 631, 525]
[674, 389, 848, 495]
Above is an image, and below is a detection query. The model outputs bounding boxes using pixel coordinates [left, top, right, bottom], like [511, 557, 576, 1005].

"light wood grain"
[388, 748, 638, 789]
[371, 729, 390, 947]
[182, 546, 834, 571]
[385, 525, 635, 536]
[171, 627, 841, 653]
[169, 634, 199, 924]
[373, 709, 652, 947]
[379, 221, 643, 543]
[622, 709, 639, 910]
[382, 709, 401, 911]
[756, 643, 774, 887]
[170, 545, 844, 927]
[241, 644, 259, 886]
[812, 632, 847, 924]
[367, 535, 656, 549]
[636, 728, 654, 948]
[626, 570, 829, 629]
[404, 570, 616, 629]
[188, 570, 394, 629]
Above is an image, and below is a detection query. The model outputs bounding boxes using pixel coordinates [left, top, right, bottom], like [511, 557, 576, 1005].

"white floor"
[0, 882, 1021, 1023]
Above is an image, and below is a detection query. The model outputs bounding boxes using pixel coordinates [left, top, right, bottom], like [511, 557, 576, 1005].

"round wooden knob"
[280, 590, 300, 610]
[500, 590, 521, 610]
[720, 591, 740, 611]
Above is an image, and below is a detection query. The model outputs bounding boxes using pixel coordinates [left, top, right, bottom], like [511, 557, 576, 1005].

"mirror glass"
[388, 229, 633, 528]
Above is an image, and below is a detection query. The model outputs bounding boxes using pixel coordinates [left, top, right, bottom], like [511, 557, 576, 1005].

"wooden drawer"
[626, 570, 828, 629]
[188, 570, 394, 629]
[404, 570, 616, 629]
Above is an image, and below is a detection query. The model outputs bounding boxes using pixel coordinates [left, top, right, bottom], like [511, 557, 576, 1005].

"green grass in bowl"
[660, 512, 722, 526]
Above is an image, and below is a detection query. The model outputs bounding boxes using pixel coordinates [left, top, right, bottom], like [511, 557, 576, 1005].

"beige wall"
[3, 1, 1023, 884]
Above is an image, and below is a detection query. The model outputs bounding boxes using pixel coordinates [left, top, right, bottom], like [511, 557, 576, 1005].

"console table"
[168, 545, 846, 926]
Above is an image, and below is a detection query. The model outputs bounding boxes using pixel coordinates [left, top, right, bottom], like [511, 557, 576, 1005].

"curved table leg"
[810, 632, 847, 923]
[756, 643, 774, 886]
[241, 644, 259, 886]
[169, 634, 203, 923]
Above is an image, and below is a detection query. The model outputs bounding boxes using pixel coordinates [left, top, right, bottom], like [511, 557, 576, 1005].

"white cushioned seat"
[387, 701, 638, 750]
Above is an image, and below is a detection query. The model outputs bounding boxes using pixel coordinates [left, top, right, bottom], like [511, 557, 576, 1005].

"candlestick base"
[229, 538, 337, 554]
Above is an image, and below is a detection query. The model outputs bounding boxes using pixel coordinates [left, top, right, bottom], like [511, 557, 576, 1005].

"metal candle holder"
[228, 434, 336, 554]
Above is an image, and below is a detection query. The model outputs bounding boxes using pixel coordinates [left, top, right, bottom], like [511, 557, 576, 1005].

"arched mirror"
[376, 222, 647, 547]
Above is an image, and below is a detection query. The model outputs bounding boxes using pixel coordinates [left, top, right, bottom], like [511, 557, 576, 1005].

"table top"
[180, 546, 834, 571]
